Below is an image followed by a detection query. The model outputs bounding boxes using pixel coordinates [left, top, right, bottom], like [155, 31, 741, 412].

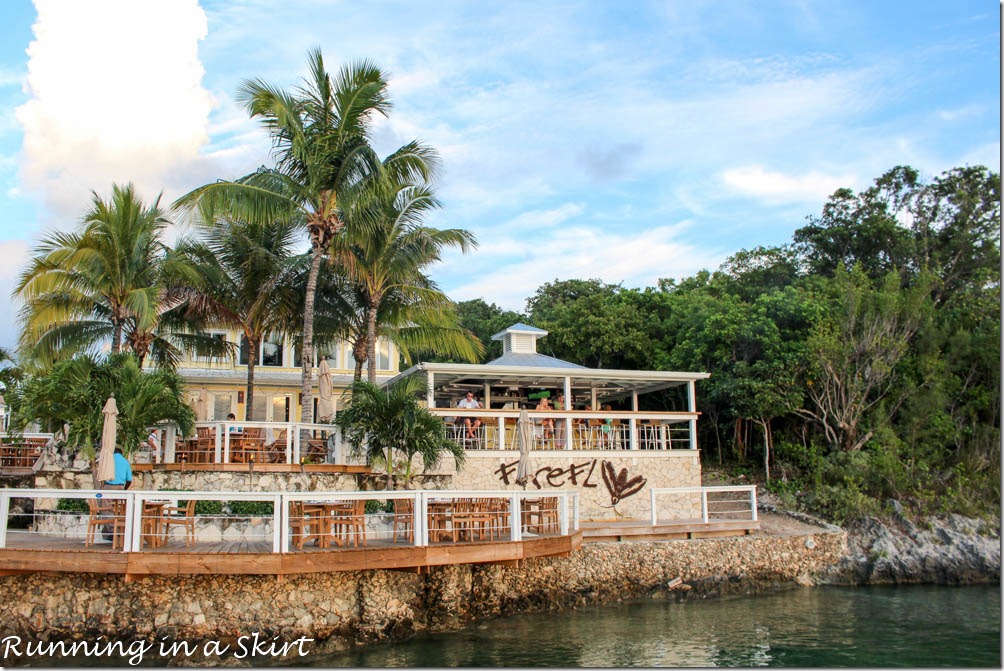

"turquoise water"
[309, 585, 1001, 667]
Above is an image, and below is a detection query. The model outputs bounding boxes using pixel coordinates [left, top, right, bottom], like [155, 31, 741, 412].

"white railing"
[0, 488, 579, 553]
[649, 485, 758, 525]
[170, 421, 345, 465]
[431, 409, 698, 452]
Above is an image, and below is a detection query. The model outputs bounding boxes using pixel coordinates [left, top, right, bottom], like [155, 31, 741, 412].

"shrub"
[56, 498, 88, 513]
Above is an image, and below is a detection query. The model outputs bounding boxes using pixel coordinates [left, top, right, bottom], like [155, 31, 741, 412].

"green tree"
[335, 377, 465, 488]
[15, 183, 196, 369]
[798, 265, 933, 453]
[332, 150, 480, 382]
[175, 50, 434, 423]
[527, 278, 650, 368]
[175, 218, 305, 420]
[6, 353, 194, 485]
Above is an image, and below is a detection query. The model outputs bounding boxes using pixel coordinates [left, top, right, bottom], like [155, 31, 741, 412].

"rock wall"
[0, 531, 845, 665]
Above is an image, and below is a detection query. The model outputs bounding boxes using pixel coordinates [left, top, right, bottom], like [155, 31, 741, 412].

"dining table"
[302, 500, 357, 548]
[426, 500, 456, 543]
[141, 500, 169, 548]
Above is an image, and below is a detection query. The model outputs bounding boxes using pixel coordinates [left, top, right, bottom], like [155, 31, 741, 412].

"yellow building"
[173, 330, 400, 422]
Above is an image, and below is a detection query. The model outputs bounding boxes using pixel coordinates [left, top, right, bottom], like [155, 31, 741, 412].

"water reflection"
[310, 585, 1000, 667]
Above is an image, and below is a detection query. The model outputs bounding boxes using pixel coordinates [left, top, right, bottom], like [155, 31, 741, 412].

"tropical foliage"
[330, 151, 482, 381]
[454, 165, 1000, 522]
[175, 50, 437, 422]
[335, 378, 465, 488]
[174, 218, 305, 420]
[5, 353, 194, 459]
[14, 183, 208, 370]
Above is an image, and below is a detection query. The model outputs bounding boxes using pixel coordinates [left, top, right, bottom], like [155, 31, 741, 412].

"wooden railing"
[0, 433, 52, 471]
[429, 408, 698, 451]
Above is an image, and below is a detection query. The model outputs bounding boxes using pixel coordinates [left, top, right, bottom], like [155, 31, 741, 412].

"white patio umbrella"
[317, 359, 334, 421]
[515, 407, 534, 488]
[195, 388, 209, 422]
[96, 396, 118, 483]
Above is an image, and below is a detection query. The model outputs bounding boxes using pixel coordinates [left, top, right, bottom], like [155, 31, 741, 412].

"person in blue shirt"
[103, 447, 133, 490]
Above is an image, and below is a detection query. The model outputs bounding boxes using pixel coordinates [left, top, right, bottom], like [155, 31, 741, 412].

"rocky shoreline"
[0, 506, 997, 667]
[820, 508, 1001, 586]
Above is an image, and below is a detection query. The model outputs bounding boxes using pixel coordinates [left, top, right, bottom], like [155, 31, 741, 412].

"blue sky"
[0, 0, 998, 353]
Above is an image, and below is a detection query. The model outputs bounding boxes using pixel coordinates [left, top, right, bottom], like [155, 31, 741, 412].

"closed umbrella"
[317, 360, 334, 421]
[195, 388, 209, 422]
[515, 407, 534, 488]
[96, 396, 118, 484]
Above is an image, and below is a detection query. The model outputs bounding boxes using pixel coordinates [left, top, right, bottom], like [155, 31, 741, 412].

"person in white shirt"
[456, 392, 482, 440]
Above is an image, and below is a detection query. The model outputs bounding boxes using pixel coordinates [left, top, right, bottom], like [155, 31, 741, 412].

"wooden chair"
[85, 498, 125, 549]
[289, 501, 321, 550]
[332, 499, 367, 547]
[522, 496, 559, 534]
[452, 498, 496, 542]
[265, 429, 287, 463]
[392, 498, 414, 543]
[162, 499, 196, 547]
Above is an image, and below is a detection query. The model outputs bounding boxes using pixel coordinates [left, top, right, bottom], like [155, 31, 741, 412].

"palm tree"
[175, 218, 305, 420]
[6, 352, 195, 485]
[174, 50, 435, 423]
[15, 183, 179, 367]
[333, 150, 480, 382]
[335, 377, 465, 489]
[314, 276, 484, 382]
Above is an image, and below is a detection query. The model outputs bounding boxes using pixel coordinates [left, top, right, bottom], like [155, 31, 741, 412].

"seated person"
[536, 396, 555, 438]
[456, 392, 482, 439]
[226, 412, 242, 433]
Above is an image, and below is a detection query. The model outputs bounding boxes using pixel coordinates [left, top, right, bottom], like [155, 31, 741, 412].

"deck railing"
[431, 409, 698, 451]
[0, 488, 579, 553]
[0, 433, 52, 470]
[648, 485, 758, 525]
[160, 421, 347, 465]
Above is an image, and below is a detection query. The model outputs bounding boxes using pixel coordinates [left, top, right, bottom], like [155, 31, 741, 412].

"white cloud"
[16, 0, 213, 218]
[442, 222, 724, 312]
[720, 165, 856, 204]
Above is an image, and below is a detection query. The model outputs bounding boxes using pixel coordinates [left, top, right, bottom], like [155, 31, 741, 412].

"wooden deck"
[580, 518, 759, 542]
[0, 530, 581, 577]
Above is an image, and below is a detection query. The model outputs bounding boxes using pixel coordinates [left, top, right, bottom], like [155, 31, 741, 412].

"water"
[309, 585, 1001, 667]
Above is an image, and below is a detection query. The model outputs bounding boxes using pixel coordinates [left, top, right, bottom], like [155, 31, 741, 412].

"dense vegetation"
[450, 165, 1000, 522]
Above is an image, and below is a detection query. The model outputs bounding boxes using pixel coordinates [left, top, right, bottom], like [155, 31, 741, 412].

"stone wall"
[0, 530, 845, 665]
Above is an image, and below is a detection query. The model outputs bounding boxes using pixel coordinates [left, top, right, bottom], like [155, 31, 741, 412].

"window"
[200, 332, 228, 365]
[375, 339, 392, 371]
[239, 334, 286, 367]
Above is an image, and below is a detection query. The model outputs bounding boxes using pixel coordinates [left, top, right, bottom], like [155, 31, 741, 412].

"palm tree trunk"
[246, 338, 258, 422]
[352, 337, 367, 382]
[111, 320, 123, 355]
[300, 245, 323, 424]
[366, 302, 379, 384]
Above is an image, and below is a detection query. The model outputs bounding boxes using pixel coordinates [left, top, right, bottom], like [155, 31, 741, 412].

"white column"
[164, 424, 177, 463]
[427, 372, 435, 408]
[563, 377, 573, 450]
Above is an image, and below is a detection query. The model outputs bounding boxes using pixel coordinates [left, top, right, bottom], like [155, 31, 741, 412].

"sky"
[0, 0, 998, 353]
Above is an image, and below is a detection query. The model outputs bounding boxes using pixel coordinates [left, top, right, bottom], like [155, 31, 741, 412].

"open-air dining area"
[0, 488, 583, 576]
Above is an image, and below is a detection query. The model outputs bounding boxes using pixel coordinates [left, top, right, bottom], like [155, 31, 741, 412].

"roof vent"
[491, 323, 548, 355]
